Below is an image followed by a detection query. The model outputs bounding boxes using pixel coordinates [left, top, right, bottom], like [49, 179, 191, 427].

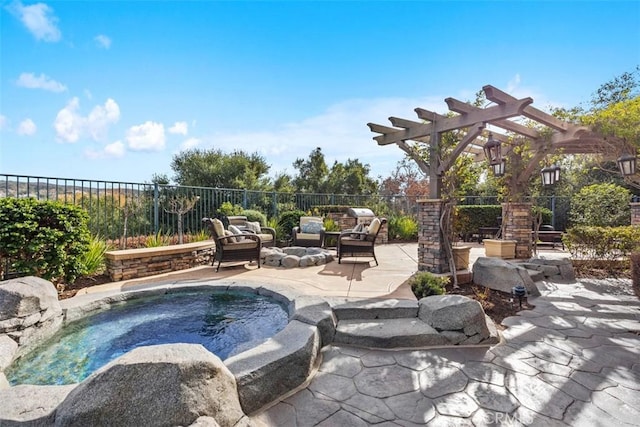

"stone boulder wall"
[225, 320, 321, 415]
[418, 295, 491, 345]
[0, 384, 75, 425]
[54, 343, 245, 427]
[261, 247, 333, 268]
[472, 257, 541, 297]
[0, 276, 63, 359]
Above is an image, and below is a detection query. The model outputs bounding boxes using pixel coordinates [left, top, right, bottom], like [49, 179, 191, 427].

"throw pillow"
[301, 220, 323, 234]
[228, 225, 245, 241]
[212, 218, 225, 238]
[223, 229, 236, 243]
[245, 221, 262, 234]
[368, 218, 381, 236]
[350, 223, 365, 238]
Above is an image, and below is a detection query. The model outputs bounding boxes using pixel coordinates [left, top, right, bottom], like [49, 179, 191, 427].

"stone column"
[502, 202, 532, 259]
[631, 203, 640, 225]
[418, 199, 448, 273]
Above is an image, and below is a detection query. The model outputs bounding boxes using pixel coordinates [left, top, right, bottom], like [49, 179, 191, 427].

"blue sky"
[1, 1, 639, 184]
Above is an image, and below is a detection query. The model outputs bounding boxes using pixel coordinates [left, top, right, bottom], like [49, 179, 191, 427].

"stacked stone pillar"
[631, 203, 640, 225]
[502, 202, 532, 259]
[418, 199, 448, 273]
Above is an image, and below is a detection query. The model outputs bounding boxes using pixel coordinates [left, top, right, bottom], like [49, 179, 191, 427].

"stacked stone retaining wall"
[104, 242, 215, 281]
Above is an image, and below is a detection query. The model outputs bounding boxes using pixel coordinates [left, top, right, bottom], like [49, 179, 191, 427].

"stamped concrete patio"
[77, 243, 640, 426]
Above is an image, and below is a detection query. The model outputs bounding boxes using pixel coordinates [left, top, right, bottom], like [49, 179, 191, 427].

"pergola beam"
[370, 97, 533, 146]
[445, 98, 539, 139]
[438, 122, 485, 174]
[483, 85, 570, 132]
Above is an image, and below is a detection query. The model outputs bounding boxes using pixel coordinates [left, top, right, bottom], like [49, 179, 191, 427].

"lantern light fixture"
[617, 153, 637, 176]
[492, 159, 506, 177]
[483, 133, 502, 165]
[541, 165, 557, 186]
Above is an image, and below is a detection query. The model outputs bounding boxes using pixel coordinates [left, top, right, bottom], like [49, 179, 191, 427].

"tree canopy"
[170, 149, 270, 189]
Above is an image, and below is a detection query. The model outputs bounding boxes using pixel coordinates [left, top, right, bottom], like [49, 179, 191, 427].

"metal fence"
[1, 174, 570, 242]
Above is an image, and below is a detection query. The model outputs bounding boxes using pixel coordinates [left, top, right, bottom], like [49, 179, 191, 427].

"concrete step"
[333, 318, 450, 349]
[329, 299, 418, 321]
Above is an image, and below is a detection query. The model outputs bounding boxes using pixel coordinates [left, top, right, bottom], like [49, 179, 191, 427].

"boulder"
[472, 257, 540, 296]
[0, 384, 75, 425]
[0, 334, 18, 371]
[55, 343, 244, 427]
[418, 295, 490, 339]
[291, 296, 336, 346]
[281, 255, 301, 268]
[226, 320, 320, 414]
[0, 276, 61, 322]
[0, 276, 64, 353]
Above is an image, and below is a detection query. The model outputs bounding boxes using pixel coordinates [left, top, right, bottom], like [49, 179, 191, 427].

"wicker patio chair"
[202, 217, 262, 271]
[337, 217, 387, 266]
[292, 216, 325, 247]
[226, 215, 276, 247]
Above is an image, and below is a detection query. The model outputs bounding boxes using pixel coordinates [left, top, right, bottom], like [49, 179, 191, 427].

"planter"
[483, 239, 517, 259]
[452, 245, 472, 270]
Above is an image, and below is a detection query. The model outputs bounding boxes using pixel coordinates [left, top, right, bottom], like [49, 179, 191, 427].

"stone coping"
[2, 279, 499, 423]
[104, 241, 215, 261]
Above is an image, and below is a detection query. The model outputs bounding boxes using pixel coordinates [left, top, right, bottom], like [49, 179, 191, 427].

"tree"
[292, 147, 329, 193]
[569, 183, 631, 227]
[170, 149, 270, 189]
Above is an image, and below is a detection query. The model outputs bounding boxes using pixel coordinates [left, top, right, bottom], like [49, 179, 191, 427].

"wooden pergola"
[367, 84, 621, 271]
[367, 84, 617, 198]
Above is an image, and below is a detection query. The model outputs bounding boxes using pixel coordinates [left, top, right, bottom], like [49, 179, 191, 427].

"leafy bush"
[241, 209, 268, 226]
[80, 235, 112, 275]
[409, 272, 449, 298]
[0, 198, 90, 283]
[187, 229, 210, 242]
[453, 205, 502, 240]
[216, 201, 243, 216]
[323, 217, 341, 232]
[145, 230, 172, 247]
[531, 206, 553, 228]
[388, 215, 418, 240]
[277, 210, 306, 240]
[569, 183, 631, 227]
[564, 225, 640, 261]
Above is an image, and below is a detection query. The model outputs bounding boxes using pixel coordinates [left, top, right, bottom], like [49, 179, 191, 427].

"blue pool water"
[7, 290, 288, 386]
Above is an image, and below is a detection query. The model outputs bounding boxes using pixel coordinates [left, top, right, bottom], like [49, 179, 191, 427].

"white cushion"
[223, 229, 236, 243]
[245, 221, 262, 234]
[301, 220, 323, 234]
[368, 218, 381, 236]
[212, 218, 225, 238]
[228, 225, 244, 241]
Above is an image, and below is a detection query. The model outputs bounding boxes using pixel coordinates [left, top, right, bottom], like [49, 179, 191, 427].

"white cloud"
[104, 141, 125, 157]
[0, 115, 7, 131]
[16, 72, 67, 92]
[94, 34, 111, 49]
[169, 121, 188, 135]
[54, 97, 120, 143]
[17, 118, 37, 136]
[201, 95, 446, 179]
[126, 121, 165, 151]
[7, 1, 61, 42]
[180, 137, 201, 151]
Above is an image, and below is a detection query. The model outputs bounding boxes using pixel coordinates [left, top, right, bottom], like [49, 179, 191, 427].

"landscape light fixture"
[616, 153, 637, 176]
[491, 159, 506, 177]
[541, 165, 557, 186]
[483, 133, 502, 165]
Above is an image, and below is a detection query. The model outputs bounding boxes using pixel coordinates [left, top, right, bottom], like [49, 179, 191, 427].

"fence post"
[551, 196, 556, 229]
[154, 183, 159, 234]
[272, 191, 277, 218]
[243, 189, 248, 209]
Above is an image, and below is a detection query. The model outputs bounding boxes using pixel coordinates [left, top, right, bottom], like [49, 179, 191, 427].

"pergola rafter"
[367, 84, 617, 197]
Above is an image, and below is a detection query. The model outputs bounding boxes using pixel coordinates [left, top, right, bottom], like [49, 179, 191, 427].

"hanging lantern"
[541, 165, 557, 186]
[552, 164, 561, 182]
[617, 153, 637, 176]
[483, 133, 502, 165]
[492, 158, 506, 177]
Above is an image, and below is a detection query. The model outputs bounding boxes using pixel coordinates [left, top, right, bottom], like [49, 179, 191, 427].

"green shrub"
[241, 209, 268, 226]
[323, 217, 341, 232]
[0, 198, 90, 284]
[277, 210, 306, 240]
[564, 225, 640, 261]
[453, 205, 502, 240]
[531, 206, 553, 227]
[409, 272, 449, 299]
[216, 201, 243, 217]
[80, 235, 112, 276]
[388, 215, 418, 240]
[569, 183, 631, 227]
[188, 229, 210, 242]
[145, 230, 171, 247]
